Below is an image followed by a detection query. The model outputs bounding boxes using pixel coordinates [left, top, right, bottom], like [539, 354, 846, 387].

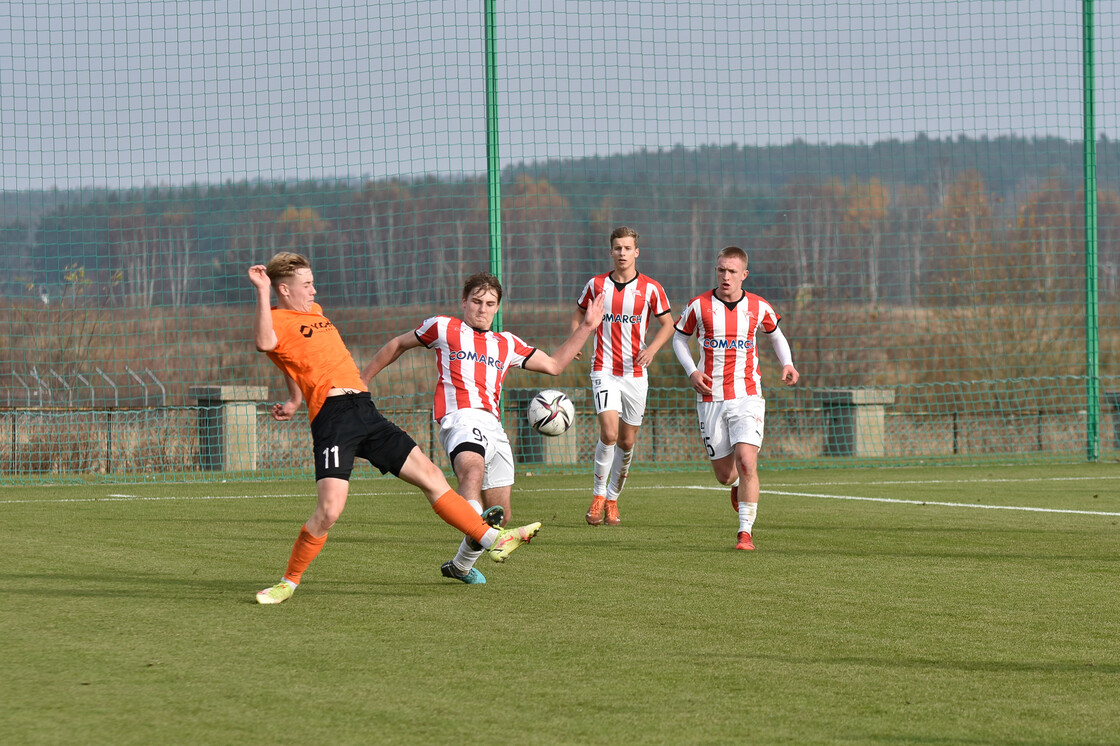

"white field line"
[3, 478, 1118, 517]
[0, 491, 390, 506]
[684, 485, 1120, 517]
[764, 475, 1120, 488]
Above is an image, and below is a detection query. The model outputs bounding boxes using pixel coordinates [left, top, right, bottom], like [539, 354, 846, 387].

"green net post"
[485, 0, 503, 334]
[1084, 0, 1100, 461]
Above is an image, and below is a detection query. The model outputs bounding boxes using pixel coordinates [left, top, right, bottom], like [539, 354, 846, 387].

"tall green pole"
[1084, 0, 1100, 461]
[484, 0, 503, 332]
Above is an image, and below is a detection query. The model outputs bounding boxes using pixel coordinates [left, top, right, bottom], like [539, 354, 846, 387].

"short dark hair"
[462, 272, 503, 303]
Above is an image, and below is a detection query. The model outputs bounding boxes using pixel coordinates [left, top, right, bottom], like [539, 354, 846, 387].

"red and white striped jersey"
[576, 272, 672, 377]
[675, 290, 781, 402]
[415, 316, 536, 422]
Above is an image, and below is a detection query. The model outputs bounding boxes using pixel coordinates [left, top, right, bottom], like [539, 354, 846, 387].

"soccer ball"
[527, 389, 575, 437]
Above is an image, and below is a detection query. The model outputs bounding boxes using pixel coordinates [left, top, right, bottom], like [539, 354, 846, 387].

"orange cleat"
[604, 500, 621, 525]
[735, 531, 755, 551]
[586, 495, 606, 525]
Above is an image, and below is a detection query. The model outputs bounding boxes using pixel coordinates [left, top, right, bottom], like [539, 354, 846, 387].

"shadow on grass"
[747, 651, 1120, 675]
[0, 570, 458, 600]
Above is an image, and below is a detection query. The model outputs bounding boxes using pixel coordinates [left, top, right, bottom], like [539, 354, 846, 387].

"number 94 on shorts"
[695, 396, 766, 460]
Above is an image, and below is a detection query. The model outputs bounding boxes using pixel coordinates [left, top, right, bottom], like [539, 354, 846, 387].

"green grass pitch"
[2, 464, 1119, 744]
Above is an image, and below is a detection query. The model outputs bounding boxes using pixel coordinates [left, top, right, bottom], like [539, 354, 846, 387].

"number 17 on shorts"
[591, 373, 649, 426]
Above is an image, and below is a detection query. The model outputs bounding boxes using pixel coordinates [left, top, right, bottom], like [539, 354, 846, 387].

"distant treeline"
[2, 135, 1118, 311]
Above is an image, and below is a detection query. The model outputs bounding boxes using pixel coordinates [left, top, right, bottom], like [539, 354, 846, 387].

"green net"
[1, 1, 1117, 483]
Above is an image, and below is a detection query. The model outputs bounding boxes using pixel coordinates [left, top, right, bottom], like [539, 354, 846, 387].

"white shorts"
[591, 373, 649, 426]
[436, 409, 515, 491]
[695, 396, 766, 460]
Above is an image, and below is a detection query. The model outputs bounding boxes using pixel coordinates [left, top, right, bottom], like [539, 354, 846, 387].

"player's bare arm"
[248, 265, 279, 352]
[569, 305, 587, 360]
[526, 293, 605, 375]
[361, 332, 423, 386]
[634, 312, 676, 368]
[271, 375, 302, 421]
[569, 305, 585, 334]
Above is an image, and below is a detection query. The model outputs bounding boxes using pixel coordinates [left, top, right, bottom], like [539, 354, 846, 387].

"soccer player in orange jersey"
[363, 272, 604, 584]
[673, 247, 799, 550]
[571, 227, 675, 526]
[248, 253, 540, 604]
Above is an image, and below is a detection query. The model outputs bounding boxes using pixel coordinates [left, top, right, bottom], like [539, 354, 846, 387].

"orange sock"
[283, 525, 328, 585]
[432, 490, 490, 544]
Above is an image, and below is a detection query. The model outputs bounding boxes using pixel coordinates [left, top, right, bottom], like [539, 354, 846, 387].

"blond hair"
[265, 252, 310, 286]
[718, 246, 748, 268]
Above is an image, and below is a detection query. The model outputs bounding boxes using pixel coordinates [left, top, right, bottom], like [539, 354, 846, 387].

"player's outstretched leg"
[488, 522, 542, 563]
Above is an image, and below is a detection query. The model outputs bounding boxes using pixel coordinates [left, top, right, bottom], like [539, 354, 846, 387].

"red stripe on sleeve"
[417, 317, 439, 347]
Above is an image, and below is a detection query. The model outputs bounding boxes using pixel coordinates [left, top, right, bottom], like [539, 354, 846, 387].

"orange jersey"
[265, 303, 367, 422]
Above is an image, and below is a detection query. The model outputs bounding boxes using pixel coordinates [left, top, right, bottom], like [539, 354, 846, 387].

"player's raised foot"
[441, 560, 486, 585]
[585, 495, 606, 525]
[735, 531, 755, 551]
[256, 581, 295, 604]
[604, 500, 621, 525]
[731, 485, 739, 512]
[488, 522, 542, 563]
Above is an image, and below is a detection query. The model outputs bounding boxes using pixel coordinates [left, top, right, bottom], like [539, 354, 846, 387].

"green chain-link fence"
[1, 1, 1116, 483]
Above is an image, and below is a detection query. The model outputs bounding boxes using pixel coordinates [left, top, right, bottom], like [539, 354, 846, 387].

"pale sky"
[0, 0, 1114, 190]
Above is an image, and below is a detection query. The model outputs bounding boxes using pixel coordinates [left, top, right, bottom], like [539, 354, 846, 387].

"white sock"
[738, 502, 757, 534]
[607, 448, 633, 501]
[480, 527, 500, 549]
[454, 500, 487, 571]
[280, 578, 297, 590]
[593, 440, 614, 497]
[732, 477, 740, 488]
[452, 538, 485, 574]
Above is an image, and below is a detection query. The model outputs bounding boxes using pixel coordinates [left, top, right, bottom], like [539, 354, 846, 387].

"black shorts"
[309, 393, 417, 481]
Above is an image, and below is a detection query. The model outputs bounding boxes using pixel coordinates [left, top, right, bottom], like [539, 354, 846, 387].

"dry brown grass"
[2, 299, 1116, 480]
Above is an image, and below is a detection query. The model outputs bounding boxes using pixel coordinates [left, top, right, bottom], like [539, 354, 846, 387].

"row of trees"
[2, 160, 1119, 313]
